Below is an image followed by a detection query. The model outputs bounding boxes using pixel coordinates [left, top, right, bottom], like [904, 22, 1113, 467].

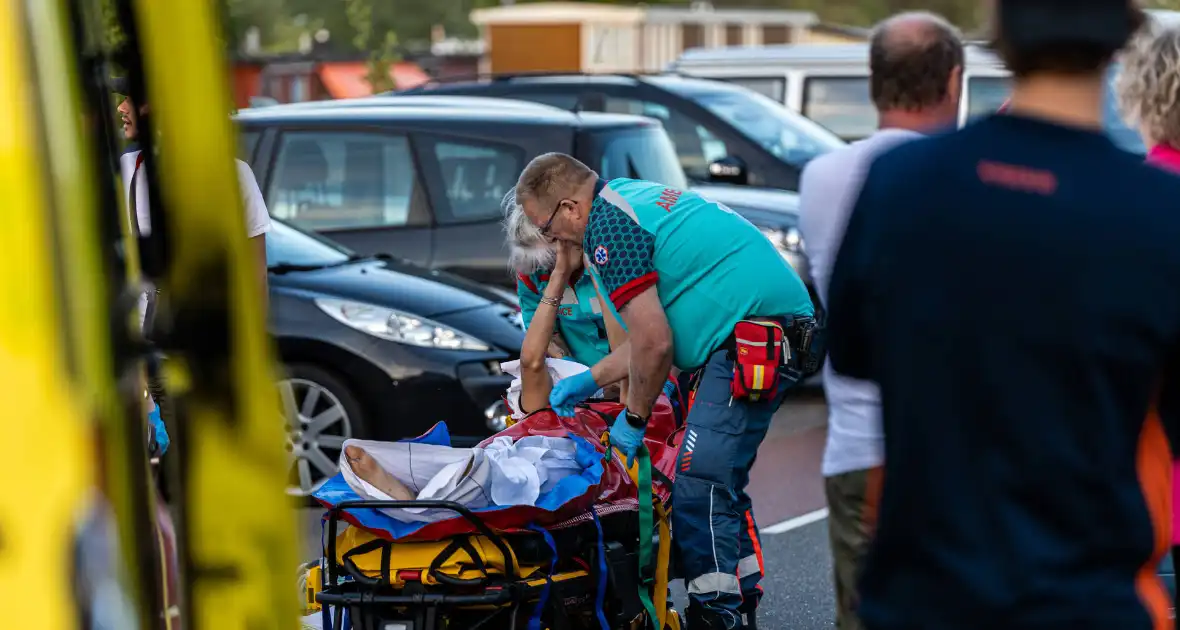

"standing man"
[512, 155, 816, 630]
[797, 12, 963, 630]
[114, 77, 271, 297]
[827, 1, 1180, 628]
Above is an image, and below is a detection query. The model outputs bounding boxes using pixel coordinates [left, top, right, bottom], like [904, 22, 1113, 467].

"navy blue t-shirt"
[828, 114, 1180, 629]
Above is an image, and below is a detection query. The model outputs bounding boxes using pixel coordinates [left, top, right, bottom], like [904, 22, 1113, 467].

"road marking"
[760, 508, 829, 535]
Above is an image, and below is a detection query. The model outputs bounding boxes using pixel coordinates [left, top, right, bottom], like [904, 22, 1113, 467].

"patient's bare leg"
[345, 445, 415, 501]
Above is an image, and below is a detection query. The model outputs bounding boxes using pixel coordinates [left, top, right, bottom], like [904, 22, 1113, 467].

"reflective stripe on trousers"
[672, 348, 795, 626]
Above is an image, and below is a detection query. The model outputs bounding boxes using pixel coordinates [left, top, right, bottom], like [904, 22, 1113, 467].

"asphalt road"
[302, 394, 839, 629]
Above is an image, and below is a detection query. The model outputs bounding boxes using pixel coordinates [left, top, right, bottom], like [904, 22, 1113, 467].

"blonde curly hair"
[1117, 23, 1180, 148]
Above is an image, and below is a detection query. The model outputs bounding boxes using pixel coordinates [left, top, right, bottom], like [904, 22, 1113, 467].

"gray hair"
[1117, 23, 1180, 147]
[502, 188, 555, 274]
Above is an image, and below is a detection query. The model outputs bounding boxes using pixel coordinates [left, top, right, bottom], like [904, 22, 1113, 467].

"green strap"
[606, 440, 660, 628]
[635, 446, 659, 628]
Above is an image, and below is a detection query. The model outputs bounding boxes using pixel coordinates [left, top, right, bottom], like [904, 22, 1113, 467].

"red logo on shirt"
[977, 160, 1058, 195]
[656, 188, 683, 211]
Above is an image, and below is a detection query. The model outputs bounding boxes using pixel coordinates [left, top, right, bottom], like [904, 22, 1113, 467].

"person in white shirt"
[115, 79, 271, 299]
[797, 13, 964, 630]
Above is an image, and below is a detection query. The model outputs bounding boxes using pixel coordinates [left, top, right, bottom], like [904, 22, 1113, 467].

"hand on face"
[552, 240, 584, 277]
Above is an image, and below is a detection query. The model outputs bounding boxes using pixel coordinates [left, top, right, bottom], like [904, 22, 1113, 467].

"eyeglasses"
[539, 199, 565, 239]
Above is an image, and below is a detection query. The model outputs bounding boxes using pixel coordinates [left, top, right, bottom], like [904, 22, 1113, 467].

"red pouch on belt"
[731, 319, 787, 401]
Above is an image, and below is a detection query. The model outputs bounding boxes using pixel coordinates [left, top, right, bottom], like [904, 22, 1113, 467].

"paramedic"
[513, 154, 815, 630]
[505, 190, 678, 416]
[1116, 21, 1180, 573]
[797, 12, 963, 630]
[826, 1, 1180, 628]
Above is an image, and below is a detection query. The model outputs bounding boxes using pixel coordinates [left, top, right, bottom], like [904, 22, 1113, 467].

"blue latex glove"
[549, 370, 600, 417]
[661, 379, 677, 400]
[609, 409, 646, 466]
[148, 404, 169, 456]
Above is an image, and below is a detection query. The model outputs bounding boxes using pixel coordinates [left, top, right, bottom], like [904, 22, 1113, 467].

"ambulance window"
[801, 76, 875, 141]
[267, 131, 428, 231]
[966, 76, 1012, 121]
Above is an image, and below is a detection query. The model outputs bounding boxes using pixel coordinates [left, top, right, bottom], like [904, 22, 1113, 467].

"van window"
[801, 76, 875, 141]
[965, 76, 1012, 121]
[721, 77, 785, 103]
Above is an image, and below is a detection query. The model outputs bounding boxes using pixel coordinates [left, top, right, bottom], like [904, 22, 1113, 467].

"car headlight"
[315, 298, 492, 351]
[759, 226, 805, 254]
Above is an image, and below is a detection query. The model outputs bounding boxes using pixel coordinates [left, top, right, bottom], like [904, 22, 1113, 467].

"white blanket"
[338, 436, 581, 522]
[500, 358, 603, 419]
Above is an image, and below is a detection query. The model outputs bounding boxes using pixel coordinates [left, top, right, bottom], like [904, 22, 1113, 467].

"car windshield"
[594, 125, 690, 189]
[266, 219, 352, 267]
[685, 87, 846, 166]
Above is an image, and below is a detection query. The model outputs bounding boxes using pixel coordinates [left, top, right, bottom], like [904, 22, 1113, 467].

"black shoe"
[686, 605, 738, 630]
[738, 596, 758, 630]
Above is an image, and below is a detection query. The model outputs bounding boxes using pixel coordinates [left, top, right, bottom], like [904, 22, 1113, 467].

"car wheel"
[279, 363, 366, 497]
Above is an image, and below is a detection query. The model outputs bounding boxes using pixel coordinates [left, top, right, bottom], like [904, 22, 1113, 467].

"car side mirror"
[708, 156, 748, 185]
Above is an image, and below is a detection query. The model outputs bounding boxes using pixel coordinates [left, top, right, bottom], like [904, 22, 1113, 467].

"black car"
[235, 102, 810, 289]
[398, 73, 847, 191]
[267, 218, 524, 495]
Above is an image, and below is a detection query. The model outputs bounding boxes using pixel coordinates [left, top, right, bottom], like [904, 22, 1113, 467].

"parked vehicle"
[267, 218, 524, 495]
[670, 43, 1011, 141]
[235, 102, 811, 289]
[398, 74, 846, 191]
[670, 26, 1180, 152]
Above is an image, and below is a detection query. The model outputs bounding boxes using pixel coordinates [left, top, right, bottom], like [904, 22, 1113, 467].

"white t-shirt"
[798, 128, 921, 478]
[119, 150, 272, 238]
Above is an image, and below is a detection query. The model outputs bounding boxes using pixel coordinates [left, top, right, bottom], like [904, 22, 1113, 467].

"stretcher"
[307, 402, 684, 630]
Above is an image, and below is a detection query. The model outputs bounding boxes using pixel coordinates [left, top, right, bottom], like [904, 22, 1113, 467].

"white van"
[671, 11, 1180, 150]
[669, 43, 1010, 141]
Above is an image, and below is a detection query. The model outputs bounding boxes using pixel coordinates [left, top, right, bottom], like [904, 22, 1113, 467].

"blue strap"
[592, 509, 610, 630]
[320, 518, 332, 630]
[527, 525, 559, 630]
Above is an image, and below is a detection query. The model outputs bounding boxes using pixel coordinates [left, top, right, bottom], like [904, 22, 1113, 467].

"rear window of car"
[584, 124, 689, 190]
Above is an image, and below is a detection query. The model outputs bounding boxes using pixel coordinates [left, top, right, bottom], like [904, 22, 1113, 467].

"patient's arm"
[519, 245, 579, 413]
[345, 445, 415, 500]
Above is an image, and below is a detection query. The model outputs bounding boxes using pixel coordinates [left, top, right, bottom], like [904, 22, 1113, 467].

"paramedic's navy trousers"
[673, 348, 797, 628]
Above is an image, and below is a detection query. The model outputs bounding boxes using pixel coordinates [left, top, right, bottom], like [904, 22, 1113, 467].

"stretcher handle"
[327, 500, 518, 581]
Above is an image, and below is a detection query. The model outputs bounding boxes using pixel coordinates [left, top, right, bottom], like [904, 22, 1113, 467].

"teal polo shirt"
[517, 269, 615, 367]
[583, 177, 813, 370]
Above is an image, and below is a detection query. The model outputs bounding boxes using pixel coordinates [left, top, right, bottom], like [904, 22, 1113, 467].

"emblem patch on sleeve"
[593, 245, 609, 266]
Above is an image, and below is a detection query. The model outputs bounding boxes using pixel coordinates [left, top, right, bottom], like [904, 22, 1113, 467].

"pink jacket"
[1146, 144, 1180, 545]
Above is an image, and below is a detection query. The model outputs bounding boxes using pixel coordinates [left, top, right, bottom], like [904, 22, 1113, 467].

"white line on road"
[760, 508, 829, 535]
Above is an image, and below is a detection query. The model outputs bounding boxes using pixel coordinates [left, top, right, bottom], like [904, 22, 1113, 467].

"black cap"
[997, 0, 1136, 50]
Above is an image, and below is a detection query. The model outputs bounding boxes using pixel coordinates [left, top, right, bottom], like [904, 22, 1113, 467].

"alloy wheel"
[279, 377, 352, 496]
